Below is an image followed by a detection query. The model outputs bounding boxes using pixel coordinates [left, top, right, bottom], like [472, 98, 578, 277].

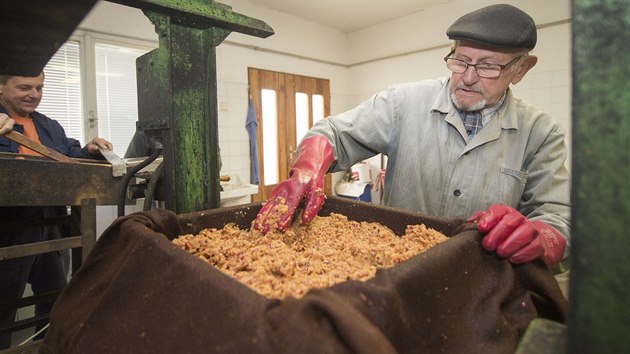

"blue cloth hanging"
[246, 98, 260, 185]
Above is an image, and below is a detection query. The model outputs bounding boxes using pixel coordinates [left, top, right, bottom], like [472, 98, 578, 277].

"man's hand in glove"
[467, 204, 566, 265]
[252, 135, 334, 234]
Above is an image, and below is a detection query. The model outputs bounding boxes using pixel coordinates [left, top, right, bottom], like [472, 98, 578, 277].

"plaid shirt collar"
[458, 93, 507, 139]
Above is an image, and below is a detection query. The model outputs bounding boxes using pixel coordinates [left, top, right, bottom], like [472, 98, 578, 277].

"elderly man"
[253, 4, 570, 270]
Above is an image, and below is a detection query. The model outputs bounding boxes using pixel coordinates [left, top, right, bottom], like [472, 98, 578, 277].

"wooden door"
[248, 68, 331, 202]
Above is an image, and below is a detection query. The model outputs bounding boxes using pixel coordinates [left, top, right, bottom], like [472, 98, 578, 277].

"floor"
[10, 286, 35, 348]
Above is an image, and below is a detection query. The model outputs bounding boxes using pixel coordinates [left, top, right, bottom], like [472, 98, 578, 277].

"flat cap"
[446, 4, 537, 50]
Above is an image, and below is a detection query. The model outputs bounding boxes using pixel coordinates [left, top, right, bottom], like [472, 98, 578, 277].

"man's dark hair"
[0, 72, 45, 85]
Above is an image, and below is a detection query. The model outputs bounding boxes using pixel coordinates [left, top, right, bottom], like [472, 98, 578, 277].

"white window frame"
[66, 30, 157, 149]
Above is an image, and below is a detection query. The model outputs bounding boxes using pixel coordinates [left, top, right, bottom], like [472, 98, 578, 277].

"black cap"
[446, 4, 537, 50]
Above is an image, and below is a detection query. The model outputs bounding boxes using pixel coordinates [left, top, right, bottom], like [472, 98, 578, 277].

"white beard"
[451, 92, 486, 112]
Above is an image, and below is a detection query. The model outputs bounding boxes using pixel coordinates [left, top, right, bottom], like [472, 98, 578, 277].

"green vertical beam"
[169, 23, 227, 213]
[120, 0, 273, 214]
[569, 0, 630, 352]
[137, 12, 228, 214]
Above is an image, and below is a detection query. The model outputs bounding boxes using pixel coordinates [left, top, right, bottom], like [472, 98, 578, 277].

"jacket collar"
[431, 78, 518, 131]
[0, 104, 49, 128]
[430, 78, 519, 153]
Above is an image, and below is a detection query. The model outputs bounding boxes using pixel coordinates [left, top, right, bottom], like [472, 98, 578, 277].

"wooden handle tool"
[3, 130, 78, 163]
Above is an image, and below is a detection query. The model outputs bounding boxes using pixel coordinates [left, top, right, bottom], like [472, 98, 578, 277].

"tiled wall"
[217, 81, 253, 185]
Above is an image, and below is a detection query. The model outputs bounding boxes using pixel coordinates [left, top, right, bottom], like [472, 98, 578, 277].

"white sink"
[220, 174, 259, 207]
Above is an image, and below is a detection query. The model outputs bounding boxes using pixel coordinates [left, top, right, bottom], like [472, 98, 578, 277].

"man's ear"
[511, 55, 538, 85]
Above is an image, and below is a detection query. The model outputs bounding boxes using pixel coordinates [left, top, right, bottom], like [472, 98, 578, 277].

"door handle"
[87, 110, 98, 129]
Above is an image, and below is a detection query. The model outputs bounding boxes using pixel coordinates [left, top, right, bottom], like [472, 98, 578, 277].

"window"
[39, 41, 84, 143]
[312, 94, 324, 124]
[296, 92, 325, 143]
[37, 36, 154, 157]
[261, 89, 279, 185]
[95, 43, 151, 156]
[295, 92, 309, 143]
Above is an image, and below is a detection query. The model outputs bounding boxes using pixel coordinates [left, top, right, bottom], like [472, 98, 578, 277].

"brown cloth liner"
[40, 197, 567, 354]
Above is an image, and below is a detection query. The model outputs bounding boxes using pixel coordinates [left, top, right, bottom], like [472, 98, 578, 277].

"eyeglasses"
[443, 50, 523, 79]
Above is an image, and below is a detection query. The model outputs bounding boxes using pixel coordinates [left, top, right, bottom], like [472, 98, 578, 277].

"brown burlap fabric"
[40, 202, 567, 354]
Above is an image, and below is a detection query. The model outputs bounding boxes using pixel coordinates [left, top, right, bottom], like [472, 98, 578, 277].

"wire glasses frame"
[443, 50, 523, 79]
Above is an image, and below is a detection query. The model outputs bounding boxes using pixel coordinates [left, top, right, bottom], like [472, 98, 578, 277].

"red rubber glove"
[467, 204, 566, 265]
[252, 135, 334, 234]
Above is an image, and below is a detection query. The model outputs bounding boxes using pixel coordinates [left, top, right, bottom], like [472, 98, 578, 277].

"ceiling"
[247, 0, 452, 33]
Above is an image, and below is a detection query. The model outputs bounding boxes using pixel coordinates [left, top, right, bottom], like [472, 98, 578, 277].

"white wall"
[347, 0, 571, 135]
[345, 1, 571, 197]
[78, 0, 572, 233]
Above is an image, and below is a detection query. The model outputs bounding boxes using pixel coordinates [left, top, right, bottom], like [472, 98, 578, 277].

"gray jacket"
[307, 77, 571, 248]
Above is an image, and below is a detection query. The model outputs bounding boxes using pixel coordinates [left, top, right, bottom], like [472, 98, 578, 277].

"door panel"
[248, 68, 331, 203]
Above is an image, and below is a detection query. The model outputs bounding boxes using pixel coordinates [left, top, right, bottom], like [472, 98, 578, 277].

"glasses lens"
[476, 65, 502, 78]
[446, 58, 467, 73]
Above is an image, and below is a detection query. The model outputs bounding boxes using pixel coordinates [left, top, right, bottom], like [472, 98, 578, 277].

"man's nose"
[26, 89, 40, 98]
[461, 65, 480, 83]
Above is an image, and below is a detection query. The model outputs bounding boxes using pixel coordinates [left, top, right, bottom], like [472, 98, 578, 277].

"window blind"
[95, 43, 150, 157]
[39, 41, 84, 143]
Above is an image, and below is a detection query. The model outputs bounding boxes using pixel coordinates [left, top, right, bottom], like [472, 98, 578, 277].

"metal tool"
[99, 147, 126, 177]
[3, 130, 77, 163]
